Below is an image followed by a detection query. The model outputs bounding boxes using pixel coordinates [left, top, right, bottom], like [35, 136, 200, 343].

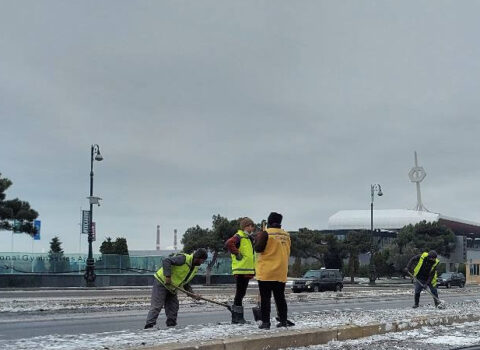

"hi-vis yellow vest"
[414, 252, 439, 287]
[256, 228, 291, 282]
[231, 230, 255, 275]
[154, 253, 199, 293]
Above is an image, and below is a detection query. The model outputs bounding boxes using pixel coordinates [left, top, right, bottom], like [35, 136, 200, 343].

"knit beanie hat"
[267, 212, 283, 227]
[240, 217, 255, 230]
[193, 248, 208, 260]
[428, 250, 438, 259]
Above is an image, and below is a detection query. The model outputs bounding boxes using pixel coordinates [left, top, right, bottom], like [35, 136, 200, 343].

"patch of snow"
[2, 300, 480, 350]
[419, 335, 479, 346]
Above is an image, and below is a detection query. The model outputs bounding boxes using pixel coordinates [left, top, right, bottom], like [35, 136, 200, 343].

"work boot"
[258, 322, 271, 329]
[144, 323, 155, 329]
[434, 299, 440, 308]
[275, 316, 295, 326]
[231, 305, 246, 324]
[166, 318, 177, 327]
[413, 293, 420, 308]
[276, 319, 295, 327]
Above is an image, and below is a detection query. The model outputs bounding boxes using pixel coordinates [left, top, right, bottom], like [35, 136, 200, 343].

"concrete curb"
[137, 314, 480, 350]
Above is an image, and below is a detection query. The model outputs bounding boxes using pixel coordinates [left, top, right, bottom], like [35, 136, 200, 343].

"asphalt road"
[1, 285, 478, 341]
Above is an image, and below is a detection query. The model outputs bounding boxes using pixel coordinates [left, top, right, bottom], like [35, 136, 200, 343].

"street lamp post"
[369, 184, 383, 285]
[84, 144, 103, 287]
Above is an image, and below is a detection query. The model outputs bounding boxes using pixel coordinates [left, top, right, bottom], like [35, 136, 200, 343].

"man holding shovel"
[144, 248, 208, 328]
[404, 250, 440, 308]
[225, 217, 256, 324]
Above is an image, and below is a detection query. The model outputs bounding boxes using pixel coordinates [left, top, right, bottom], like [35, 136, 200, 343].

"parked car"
[291, 269, 343, 293]
[437, 272, 465, 288]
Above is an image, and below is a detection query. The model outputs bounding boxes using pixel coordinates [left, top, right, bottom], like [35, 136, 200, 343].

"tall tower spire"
[408, 151, 428, 211]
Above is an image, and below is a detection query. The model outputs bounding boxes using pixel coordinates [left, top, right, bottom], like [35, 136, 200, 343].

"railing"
[0, 252, 233, 275]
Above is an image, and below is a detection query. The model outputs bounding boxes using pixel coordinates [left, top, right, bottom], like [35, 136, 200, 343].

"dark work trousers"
[145, 278, 179, 326]
[233, 275, 250, 306]
[414, 279, 439, 301]
[258, 280, 288, 323]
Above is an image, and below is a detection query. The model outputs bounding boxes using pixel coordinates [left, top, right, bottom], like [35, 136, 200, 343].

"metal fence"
[0, 252, 232, 275]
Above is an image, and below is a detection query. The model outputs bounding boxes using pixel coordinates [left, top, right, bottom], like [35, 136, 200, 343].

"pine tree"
[99, 237, 115, 254]
[49, 236, 64, 254]
[48, 236, 68, 272]
[0, 173, 39, 236]
[113, 238, 129, 255]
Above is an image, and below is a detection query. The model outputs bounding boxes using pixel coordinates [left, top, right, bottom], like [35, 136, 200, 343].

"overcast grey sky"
[2, 1, 480, 254]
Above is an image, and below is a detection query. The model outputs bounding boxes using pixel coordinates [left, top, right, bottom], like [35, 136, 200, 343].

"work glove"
[236, 253, 243, 261]
[403, 267, 409, 274]
[164, 276, 172, 285]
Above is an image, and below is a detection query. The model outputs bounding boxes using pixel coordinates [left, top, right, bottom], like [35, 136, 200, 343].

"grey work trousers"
[145, 278, 179, 326]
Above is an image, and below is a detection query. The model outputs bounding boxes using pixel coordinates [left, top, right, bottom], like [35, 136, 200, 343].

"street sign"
[33, 220, 41, 240]
[81, 210, 90, 234]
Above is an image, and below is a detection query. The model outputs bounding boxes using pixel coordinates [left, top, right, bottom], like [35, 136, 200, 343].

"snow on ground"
[2, 299, 480, 350]
[2, 286, 473, 314]
[284, 321, 480, 349]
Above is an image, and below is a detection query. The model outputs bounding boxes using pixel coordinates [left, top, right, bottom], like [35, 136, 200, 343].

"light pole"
[84, 144, 103, 287]
[369, 184, 383, 285]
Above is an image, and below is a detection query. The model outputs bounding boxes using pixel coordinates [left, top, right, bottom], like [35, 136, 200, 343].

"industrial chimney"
[156, 225, 160, 251]
[174, 229, 177, 251]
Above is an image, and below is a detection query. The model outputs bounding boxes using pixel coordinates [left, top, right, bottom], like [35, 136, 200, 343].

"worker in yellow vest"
[254, 212, 294, 329]
[405, 250, 440, 308]
[144, 248, 208, 328]
[225, 217, 256, 324]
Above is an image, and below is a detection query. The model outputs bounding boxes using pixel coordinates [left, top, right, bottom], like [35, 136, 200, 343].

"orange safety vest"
[256, 228, 291, 282]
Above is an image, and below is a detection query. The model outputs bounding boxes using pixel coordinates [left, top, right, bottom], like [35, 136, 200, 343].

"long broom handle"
[407, 271, 443, 303]
[256, 219, 266, 307]
[174, 285, 232, 310]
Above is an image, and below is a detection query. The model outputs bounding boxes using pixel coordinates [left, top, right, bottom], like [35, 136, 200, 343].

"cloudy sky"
[2, 1, 480, 254]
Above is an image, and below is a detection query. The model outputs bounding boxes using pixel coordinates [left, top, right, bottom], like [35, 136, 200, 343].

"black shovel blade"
[252, 305, 261, 321]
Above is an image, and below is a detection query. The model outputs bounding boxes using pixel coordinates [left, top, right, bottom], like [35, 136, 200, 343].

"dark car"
[291, 269, 343, 293]
[437, 272, 465, 288]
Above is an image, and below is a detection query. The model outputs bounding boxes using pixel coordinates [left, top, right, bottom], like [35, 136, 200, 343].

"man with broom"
[144, 248, 208, 328]
[404, 250, 441, 308]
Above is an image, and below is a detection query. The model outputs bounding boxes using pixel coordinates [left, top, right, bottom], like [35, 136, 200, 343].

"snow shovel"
[175, 285, 233, 313]
[253, 221, 267, 322]
[252, 292, 262, 321]
[407, 271, 446, 309]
